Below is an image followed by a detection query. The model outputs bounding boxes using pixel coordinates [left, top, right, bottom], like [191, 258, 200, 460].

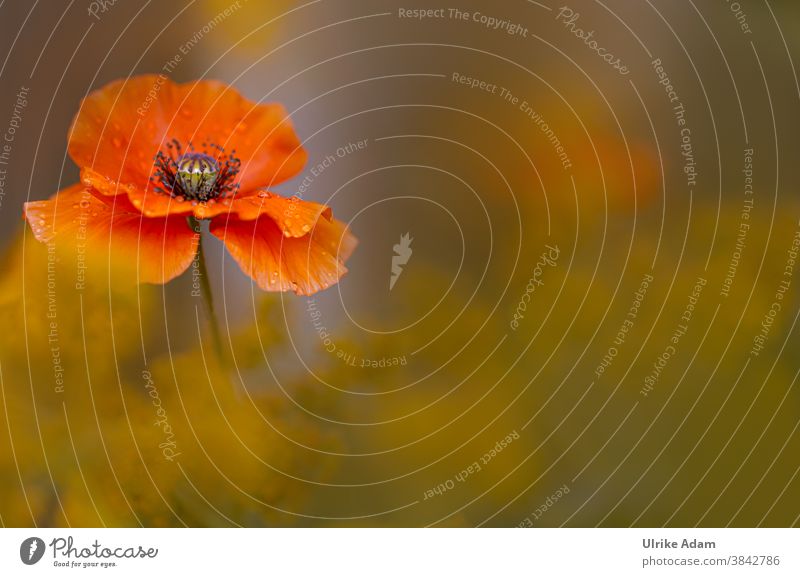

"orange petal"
[210, 207, 357, 295]
[83, 164, 330, 231]
[82, 165, 234, 221]
[68, 75, 175, 191]
[224, 191, 331, 234]
[171, 79, 307, 191]
[24, 183, 198, 284]
[68, 75, 307, 197]
[81, 166, 195, 218]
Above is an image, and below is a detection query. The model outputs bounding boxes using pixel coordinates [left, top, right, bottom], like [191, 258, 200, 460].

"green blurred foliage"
[0, 235, 337, 527]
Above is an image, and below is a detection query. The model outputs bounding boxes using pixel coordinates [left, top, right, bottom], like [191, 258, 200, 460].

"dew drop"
[301, 224, 311, 233]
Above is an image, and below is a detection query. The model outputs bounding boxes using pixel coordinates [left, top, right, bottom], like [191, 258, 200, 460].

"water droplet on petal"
[301, 224, 311, 232]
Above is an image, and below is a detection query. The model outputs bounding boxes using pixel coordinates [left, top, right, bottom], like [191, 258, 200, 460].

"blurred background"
[1, 0, 799, 527]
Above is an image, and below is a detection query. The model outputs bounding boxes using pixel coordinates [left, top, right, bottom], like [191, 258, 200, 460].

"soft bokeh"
[1, 0, 799, 527]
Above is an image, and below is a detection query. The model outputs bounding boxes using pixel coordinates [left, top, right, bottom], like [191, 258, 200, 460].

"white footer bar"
[1, 528, 797, 576]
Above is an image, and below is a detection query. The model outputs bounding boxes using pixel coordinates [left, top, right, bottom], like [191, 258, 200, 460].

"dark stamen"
[150, 139, 241, 204]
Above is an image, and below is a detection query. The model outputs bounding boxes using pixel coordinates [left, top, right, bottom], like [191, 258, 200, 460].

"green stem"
[190, 217, 226, 367]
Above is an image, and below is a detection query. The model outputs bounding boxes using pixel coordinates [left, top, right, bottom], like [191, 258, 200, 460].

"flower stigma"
[151, 139, 241, 204]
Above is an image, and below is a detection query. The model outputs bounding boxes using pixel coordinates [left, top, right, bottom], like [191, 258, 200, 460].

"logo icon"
[20, 537, 45, 565]
[390, 233, 413, 291]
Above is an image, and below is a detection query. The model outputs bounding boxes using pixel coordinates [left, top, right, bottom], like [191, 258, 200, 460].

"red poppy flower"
[23, 75, 356, 295]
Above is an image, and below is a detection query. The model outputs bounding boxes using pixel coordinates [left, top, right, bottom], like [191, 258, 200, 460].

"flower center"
[151, 140, 241, 203]
[177, 153, 219, 198]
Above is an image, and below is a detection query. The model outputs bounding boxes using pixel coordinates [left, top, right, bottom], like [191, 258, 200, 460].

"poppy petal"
[209, 208, 357, 295]
[68, 75, 306, 201]
[223, 191, 330, 233]
[68, 75, 175, 191]
[81, 166, 195, 218]
[23, 183, 198, 284]
[83, 166, 329, 230]
[170, 79, 307, 191]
